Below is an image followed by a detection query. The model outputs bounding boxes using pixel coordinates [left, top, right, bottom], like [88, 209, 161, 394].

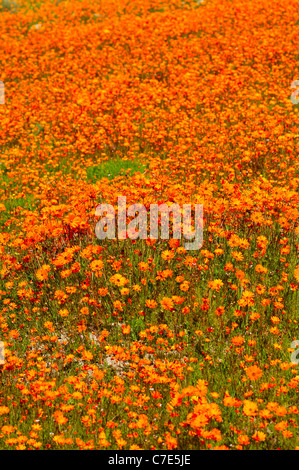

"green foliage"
[86, 159, 148, 183]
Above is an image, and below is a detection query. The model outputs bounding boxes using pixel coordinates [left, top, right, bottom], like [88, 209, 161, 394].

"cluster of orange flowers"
[0, 0, 299, 450]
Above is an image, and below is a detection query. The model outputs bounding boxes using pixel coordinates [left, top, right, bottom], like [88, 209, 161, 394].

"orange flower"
[237, 435, 250, 445]
[232, 251, 244, 262]
[139, 262, 149, 271]
[54, 412, 68, 425]
[223, 392, 242, 407]
[90, 259, 104, 272]
[110, 274, 128, 287]
[238, 290, 255, 307]
[270, 316, 280, 324]
[0, 406, 10, 415]
[215, 306, 225, 316]
[165, 433, 177, 450]
[58, 308, 69, 317]
[208, 279, 224, 292]
[231, 336, 245, 346]
[1, 426, 15, 435]
[113, 300, 123, 311]
[81, 350, 93, 361]
[36, 264, 51, 281]
[44, 321, 55, 332]
[252, 431, 266, 442]
[243, 400, 258, 417]
[122, 325, 131, 335]
[180, 281, 190, 291]
[146, 299, 157, 308]
[235, 270, 245, 280]
[256, 284, 266, 295]
[275, 421, 288, 432]
[80, 307, 89, 315]
[160, 297, 174, 310]
[161, 250, 175, 261]
[246, 365, 263, 381]
[255, 264, 268, 274]
[98, 287, 109, 296]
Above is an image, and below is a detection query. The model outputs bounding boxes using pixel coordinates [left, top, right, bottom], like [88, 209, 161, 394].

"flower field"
[0, 0, 299, 450]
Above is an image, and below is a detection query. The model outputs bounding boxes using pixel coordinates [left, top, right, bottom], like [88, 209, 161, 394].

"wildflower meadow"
[0, 0, 299, 451]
